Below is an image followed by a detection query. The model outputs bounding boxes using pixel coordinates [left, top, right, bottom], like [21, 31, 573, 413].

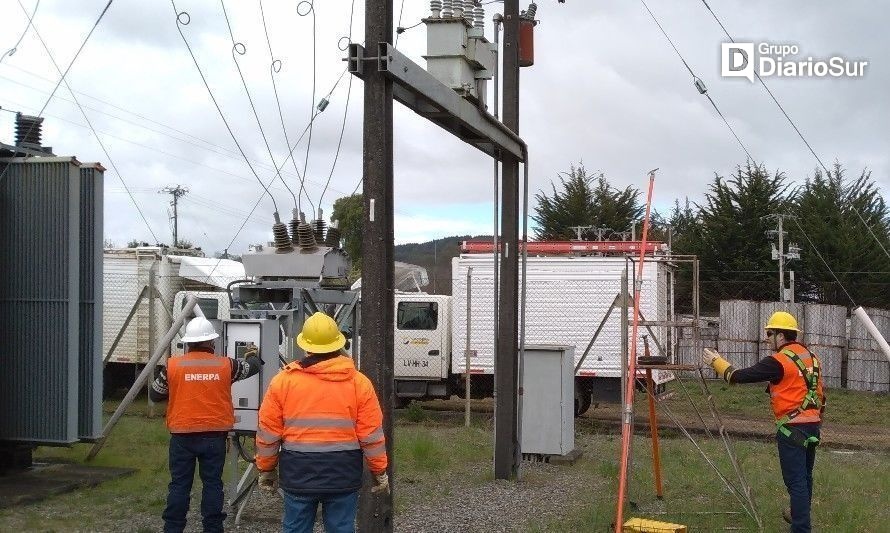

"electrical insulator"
[523, 2, 538, 20]
[454, 0, 464, 19]
[296, 221, 317, 250]
[694, 77, 708, 95]
[272, 220, 293, 253]
[430, 0, 442, 18]
[312, 219, 327, 244]
[317, 97, 330, 112]
[289, 209, 301, 244]
[474, 4, 485, 28]
[325, 220, 342, 248]
[442, 0, 452, 17]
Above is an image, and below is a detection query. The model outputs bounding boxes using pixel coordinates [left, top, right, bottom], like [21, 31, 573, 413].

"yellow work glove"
[258, 470, 277, 492]
[702, 348, 734, 381]
[371, 473, 390, 494]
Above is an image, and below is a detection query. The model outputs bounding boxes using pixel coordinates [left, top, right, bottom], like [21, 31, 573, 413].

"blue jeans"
[282, 490, 358, 533]
[777, 423, 819, 533]
[162, 433, 227, 533]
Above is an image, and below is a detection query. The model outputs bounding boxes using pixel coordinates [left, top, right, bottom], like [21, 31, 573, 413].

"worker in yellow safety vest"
[702, 311, 825, 533]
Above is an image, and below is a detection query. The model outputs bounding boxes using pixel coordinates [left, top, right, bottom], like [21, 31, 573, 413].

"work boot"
[782, 507, 792, 524]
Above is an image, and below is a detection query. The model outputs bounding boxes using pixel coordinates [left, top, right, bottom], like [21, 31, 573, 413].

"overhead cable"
[1, 0, 40, 64]
[219, 0, 297, 210]
[790, 217, 857, 307]
[169, 1, 279, 214]
[20, 2, 159, 242]
[259, 0, 314, 215]
[0, 0, 114, 186]
[698, 0, 890, 260]
[638, 0, 753, 161]
[296, 1, 318, 212]
[317, 0, 357, 209]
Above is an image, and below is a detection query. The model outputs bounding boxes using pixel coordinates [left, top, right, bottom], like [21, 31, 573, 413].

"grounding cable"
[169, 0, 279, 214]
[1, 0, 40, 64]
[638, 0, 753, 162]
[219, 0, 298, 211]
[698, 0, 890, 261]
[259, 0, 314, 216]
[0, 0, 114, 186]
[20, 2, 160, 243]
[316, 0, 357, 210]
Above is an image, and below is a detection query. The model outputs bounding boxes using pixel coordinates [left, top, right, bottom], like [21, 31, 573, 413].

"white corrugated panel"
[451, 254, 670, 378]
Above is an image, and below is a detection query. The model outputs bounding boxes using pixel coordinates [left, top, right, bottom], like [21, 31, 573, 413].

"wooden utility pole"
[494, 0, 521, 480]
[357, 0, 394, 530]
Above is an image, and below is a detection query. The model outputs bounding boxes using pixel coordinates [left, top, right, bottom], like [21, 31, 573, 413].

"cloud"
[0, 0, 885, 255]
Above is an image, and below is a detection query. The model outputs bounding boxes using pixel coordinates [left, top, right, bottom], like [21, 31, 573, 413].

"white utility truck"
[392, 242, 675, 415]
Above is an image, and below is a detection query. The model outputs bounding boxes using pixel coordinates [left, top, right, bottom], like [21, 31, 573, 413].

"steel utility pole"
[358, 0, 394, 530]
[495, 0, 521, 481]
[159, 185, 188, 246]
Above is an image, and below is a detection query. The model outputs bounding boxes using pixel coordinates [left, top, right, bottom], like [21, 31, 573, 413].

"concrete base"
[0, 462, 135, 508]
[521, 448, 584, 466]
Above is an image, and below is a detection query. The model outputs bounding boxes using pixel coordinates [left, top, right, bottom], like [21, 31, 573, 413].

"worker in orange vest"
[703, 311, 825, 533]
[149, 316, 262, 533]
[255, 312, 389, 533]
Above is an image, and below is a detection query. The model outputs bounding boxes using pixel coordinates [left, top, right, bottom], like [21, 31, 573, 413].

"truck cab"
[393, 293, 452, 403]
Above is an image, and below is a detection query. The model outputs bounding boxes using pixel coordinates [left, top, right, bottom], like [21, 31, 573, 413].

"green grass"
[535, 428, 889, 532]
[664, 379, 884, 427]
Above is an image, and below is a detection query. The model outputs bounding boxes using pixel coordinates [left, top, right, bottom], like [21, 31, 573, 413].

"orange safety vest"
[166, 351, 234, 433]
[768, 343, 825, 425]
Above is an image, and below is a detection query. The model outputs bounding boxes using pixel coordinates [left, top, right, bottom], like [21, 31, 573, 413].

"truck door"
[395, 299, 444, 379]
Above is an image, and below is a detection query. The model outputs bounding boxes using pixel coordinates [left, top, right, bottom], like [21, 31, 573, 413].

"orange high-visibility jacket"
[256, 354, 388, 494]
[166, 351, 234, 433]
[768, 343, 825, 424]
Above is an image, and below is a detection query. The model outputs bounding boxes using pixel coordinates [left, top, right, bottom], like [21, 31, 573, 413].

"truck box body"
[102, 247, 208, 365]
[450, 254, 672, 379]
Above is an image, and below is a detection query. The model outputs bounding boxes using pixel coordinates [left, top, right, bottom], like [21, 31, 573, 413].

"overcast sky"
[1, 0, 886, 252]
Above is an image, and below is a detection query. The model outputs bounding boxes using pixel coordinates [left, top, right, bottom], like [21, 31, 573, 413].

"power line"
[168, 1, 280, 214]
[0, 63, 244, 156]
[219, 0, 298, 211]
[0, 0, 114, 186]
[790, 216, 857, 307]
[1, 0, 40, 64]
[394, 0, 406, 48]
[18, 4, 160, 242]
[318, 0, 357, 209]
[297, 0, 318, 216]
[698, 0, 890, 261]
[259, 0, 314, 216]
[638, 0, 753, 161]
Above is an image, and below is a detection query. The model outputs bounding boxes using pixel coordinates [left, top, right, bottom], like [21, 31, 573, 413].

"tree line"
[532, 162, 890, 312]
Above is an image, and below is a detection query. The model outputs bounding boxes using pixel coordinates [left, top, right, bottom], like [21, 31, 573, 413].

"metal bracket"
[348, 43, 524, 161]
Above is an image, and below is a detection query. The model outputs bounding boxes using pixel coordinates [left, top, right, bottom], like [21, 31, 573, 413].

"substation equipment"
[221, 218, 360, 522]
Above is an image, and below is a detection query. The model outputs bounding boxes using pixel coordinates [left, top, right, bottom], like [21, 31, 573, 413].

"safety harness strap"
[776, 348, 822, 448]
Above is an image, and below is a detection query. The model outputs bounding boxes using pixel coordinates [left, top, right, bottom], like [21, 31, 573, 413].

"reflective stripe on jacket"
[166, 351, 234, 433]
[768, 342, 825, 424]
[255, 354, 388, 494]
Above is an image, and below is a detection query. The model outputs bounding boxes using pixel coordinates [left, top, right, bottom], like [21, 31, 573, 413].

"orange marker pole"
[615, 171, 656, 531]
[646, 368, 664, 498]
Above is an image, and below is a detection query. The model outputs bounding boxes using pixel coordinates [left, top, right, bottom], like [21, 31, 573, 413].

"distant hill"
[394, 235, 492, 295]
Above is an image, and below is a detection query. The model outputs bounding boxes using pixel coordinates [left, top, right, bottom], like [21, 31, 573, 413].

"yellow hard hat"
[297, 312, 346, 354]
[764, 311, 800, 332]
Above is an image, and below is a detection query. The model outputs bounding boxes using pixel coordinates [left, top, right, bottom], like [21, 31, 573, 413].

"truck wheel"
[574, 388, 592, 417]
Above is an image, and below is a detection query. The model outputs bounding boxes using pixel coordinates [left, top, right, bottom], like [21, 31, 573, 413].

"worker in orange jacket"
[149, 316, 261, 533]
[703, 311, 825, 533]
[255, 312, 389, 533]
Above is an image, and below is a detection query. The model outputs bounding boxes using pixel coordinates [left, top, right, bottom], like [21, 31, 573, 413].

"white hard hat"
[181, 317, 219, 343]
